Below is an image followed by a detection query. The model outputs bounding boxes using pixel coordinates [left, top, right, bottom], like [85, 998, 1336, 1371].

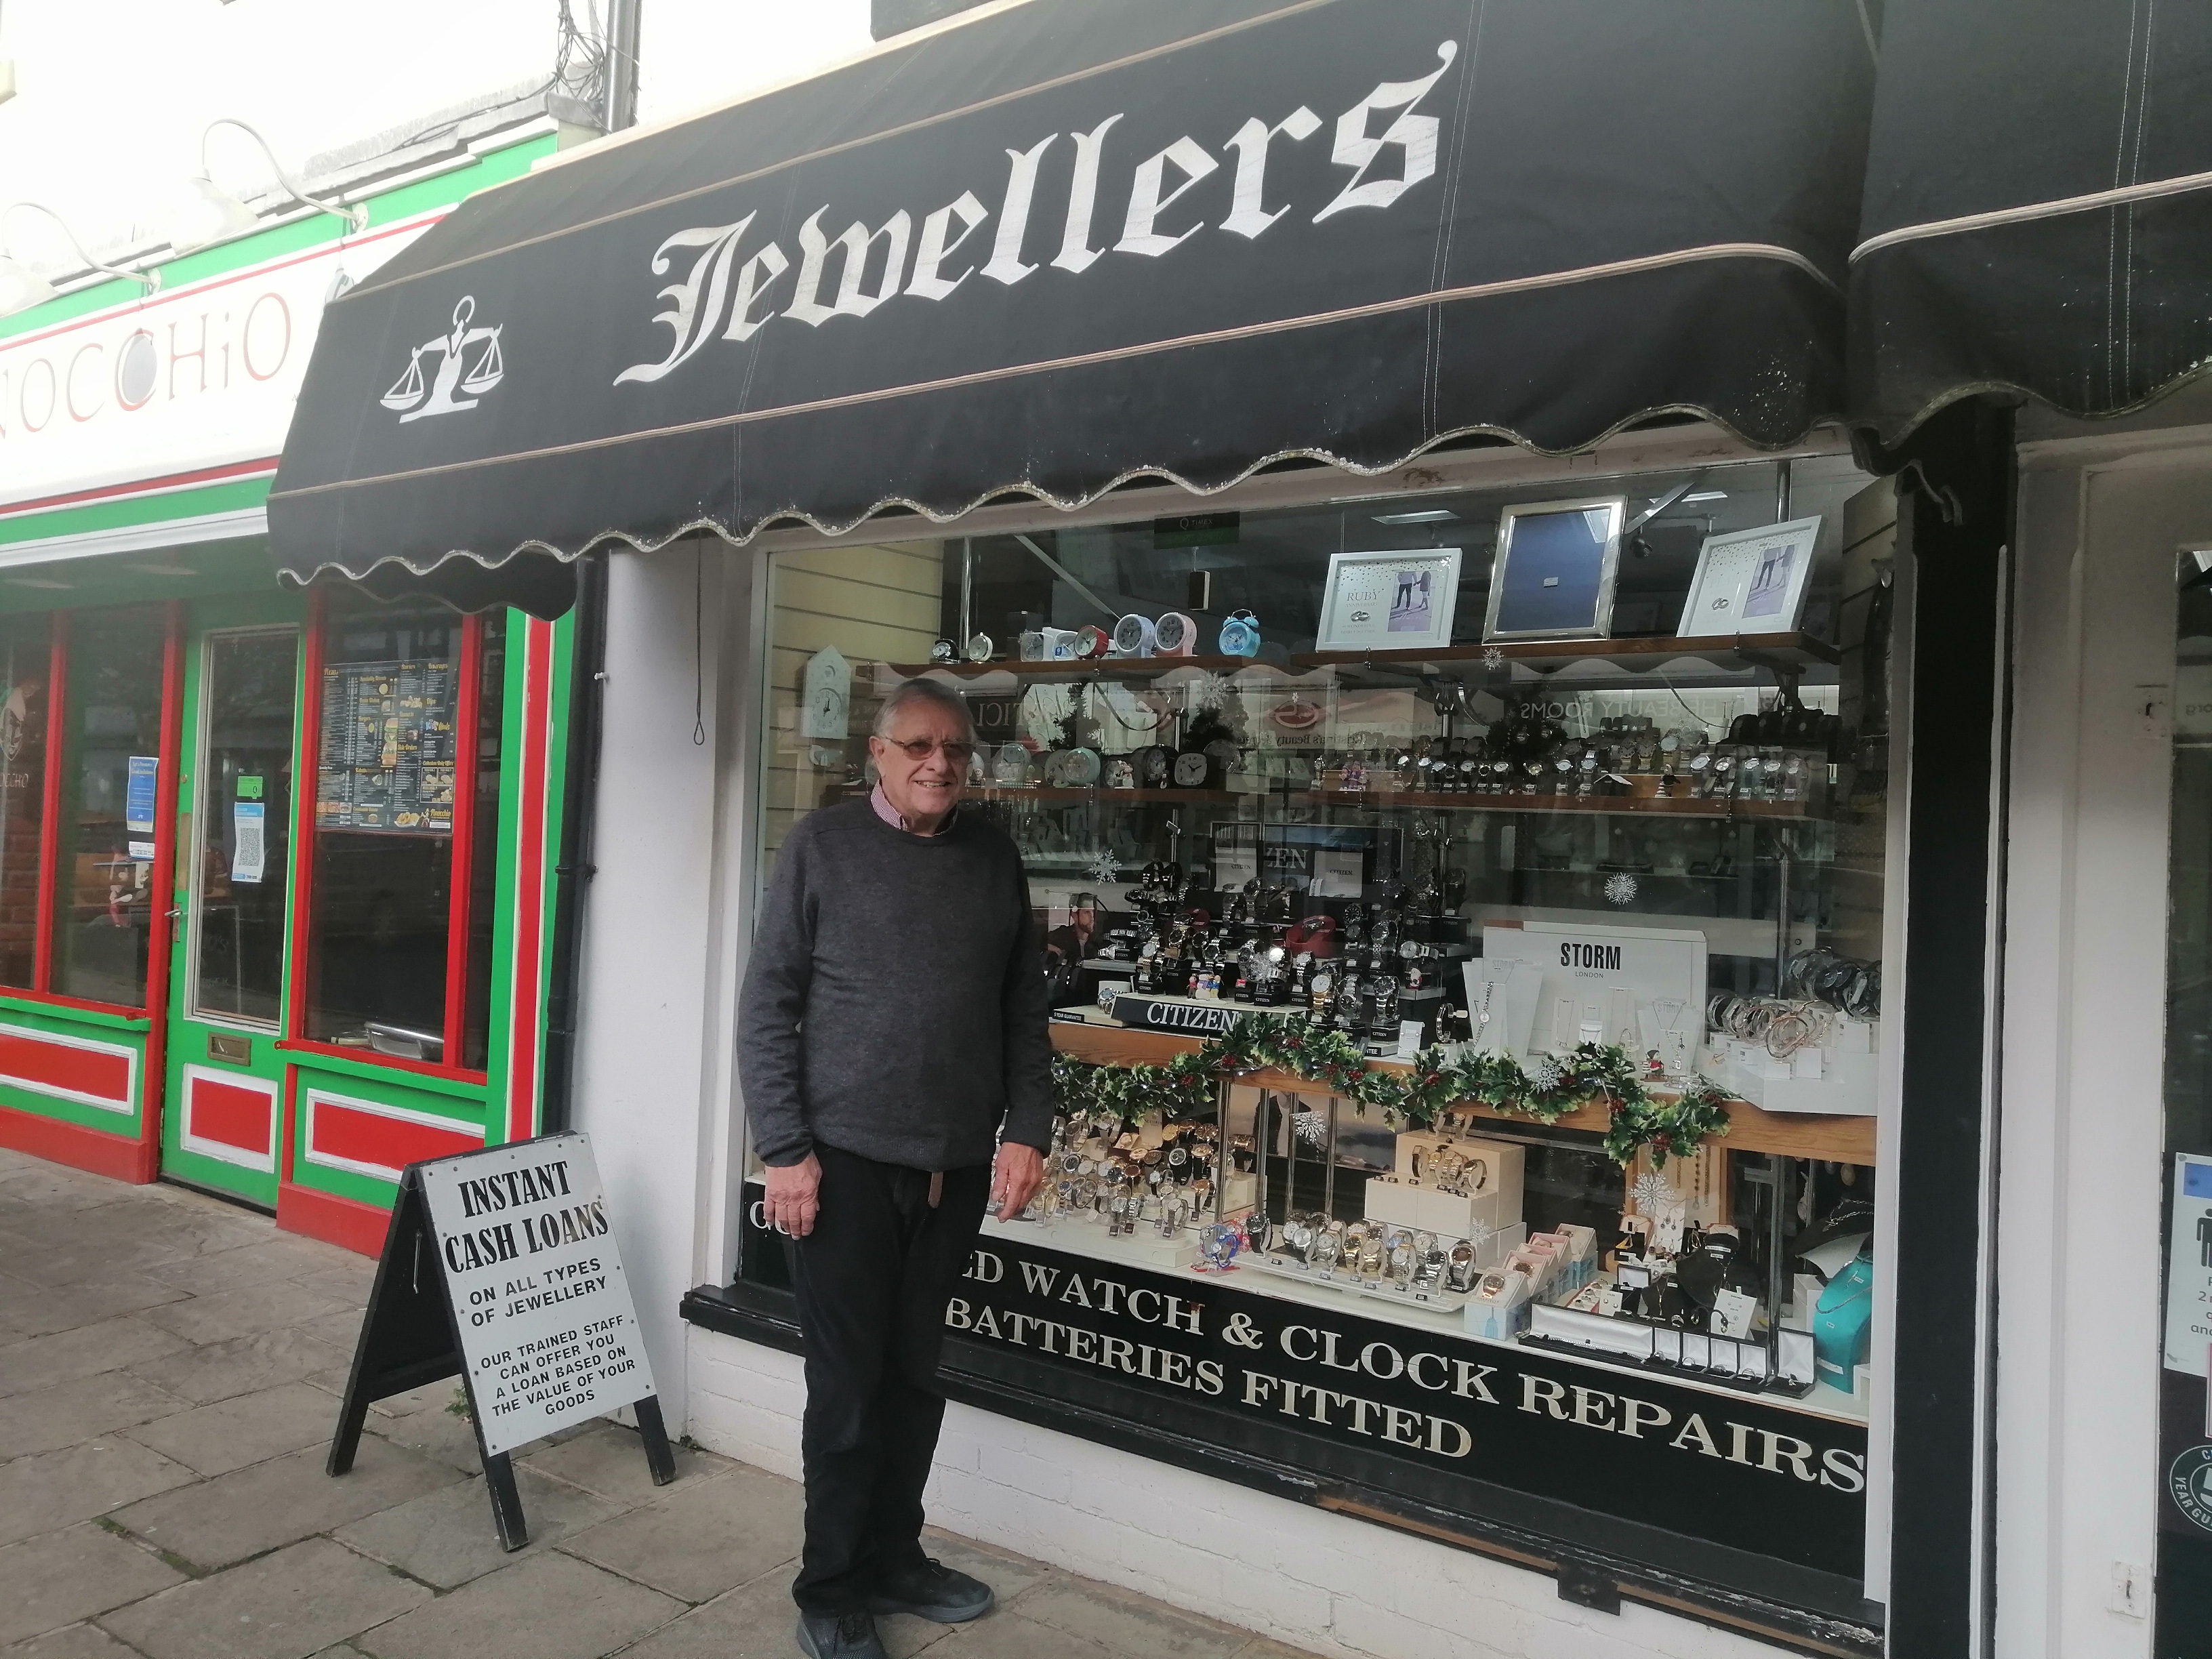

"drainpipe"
[602, 0, 642, 136]
[540, 551, 609, 1134]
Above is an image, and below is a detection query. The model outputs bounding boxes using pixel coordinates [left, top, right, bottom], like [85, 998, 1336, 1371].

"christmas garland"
[1052, 1012, 1731, 1168]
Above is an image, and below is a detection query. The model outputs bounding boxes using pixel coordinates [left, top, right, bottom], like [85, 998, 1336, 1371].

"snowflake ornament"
[1188, 672, 1233, 714]
[1084, 851, 1122, 888]
[1604, 872, 1639, 906]
[1528, 1054, 1564, 1094]
[1293, 1109, 1330, 1149]
[1631, 1172, 1681, 1215]
[1483, 646, 1507, 672]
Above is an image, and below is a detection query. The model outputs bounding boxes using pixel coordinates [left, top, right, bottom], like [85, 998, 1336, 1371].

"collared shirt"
[871, 781, 958, 837]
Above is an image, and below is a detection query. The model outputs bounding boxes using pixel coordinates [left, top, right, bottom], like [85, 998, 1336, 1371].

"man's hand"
[991, 1143, 1045, 1221]
[762, 1153, 822, 1237]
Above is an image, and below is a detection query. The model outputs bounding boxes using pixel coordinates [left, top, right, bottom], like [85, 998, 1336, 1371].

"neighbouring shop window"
[191, 630, 300, 1025]
[740, 459, 1901, 1601]
[0, 614, 53, 989]
[462, 617, 507, 1069]
[53, 609, 166, 1007]
[301, 602, 502, 1069]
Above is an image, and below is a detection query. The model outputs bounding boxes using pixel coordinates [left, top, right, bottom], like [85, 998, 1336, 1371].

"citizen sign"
[614, 39, 1460, 387]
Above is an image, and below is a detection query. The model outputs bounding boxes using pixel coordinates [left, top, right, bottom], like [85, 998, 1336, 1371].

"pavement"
[0, 1146, 1318, 1659]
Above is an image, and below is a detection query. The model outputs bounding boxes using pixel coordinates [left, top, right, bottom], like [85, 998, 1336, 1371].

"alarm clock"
[1044, 747, 1101, 787]
[990, 743, 1032, 785]
[1171, 750, 1212, 788]
[1218, 610, 1261, 657]
[964, 634, 994, 663]
[1076, 624, 1113, 659]
[929, 638, 958, 663]
[1134, 745, 1173, 788]
[1153, 611, 1197, 656]
[1111, 613, 1156, 657]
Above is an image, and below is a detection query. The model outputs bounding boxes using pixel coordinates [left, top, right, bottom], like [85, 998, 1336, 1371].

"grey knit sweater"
[739, 795, 1054, 1172]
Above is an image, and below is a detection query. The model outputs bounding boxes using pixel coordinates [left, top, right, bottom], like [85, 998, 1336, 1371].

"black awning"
[270, 0, 1875, 616]
[1849, 0, 2212, 453]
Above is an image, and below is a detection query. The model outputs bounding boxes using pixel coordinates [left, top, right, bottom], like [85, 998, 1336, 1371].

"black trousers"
[787, 1144, 991, 1615]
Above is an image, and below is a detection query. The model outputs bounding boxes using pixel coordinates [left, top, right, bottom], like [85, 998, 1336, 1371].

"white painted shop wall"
[570, 542, 743, 1436]
[1997, 412, 2212, 1658]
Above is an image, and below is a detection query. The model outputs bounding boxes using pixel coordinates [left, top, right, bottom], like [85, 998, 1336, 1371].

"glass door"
[159, 599, 302, 1207]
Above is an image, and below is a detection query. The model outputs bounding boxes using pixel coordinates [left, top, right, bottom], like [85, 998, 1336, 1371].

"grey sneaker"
[796, 1612, 887, 1659]
[867, 1558, 996, 1623]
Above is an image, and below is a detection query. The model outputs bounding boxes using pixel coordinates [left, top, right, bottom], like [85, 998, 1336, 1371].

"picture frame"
[1315, 548, 1462, 652]
[1481, 495, 1628, 642]
[1676, 515, 1823, 637]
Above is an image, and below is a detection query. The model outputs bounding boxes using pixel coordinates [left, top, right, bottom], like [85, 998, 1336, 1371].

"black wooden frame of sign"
[327, 1158, 678, 1549]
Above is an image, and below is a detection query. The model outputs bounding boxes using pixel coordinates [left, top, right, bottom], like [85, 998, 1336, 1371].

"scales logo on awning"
[381, 295, 505, 422]
[614, 40, 1460, 388]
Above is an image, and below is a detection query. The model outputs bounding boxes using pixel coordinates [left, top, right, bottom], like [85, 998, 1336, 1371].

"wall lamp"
[169, 117, 367, 256]
[0, 201, 160, 319]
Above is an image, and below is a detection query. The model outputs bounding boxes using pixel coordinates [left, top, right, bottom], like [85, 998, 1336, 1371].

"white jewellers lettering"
[1560, 942, 1623, 972]
[615, 41, 1462, 385]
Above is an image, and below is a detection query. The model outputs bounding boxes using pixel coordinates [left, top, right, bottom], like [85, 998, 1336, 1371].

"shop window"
[738, 459, 1900, 1611]
[300, 603, 504, 1071]
[0, 614, 54, 989]
[52, 609, 167, 1007]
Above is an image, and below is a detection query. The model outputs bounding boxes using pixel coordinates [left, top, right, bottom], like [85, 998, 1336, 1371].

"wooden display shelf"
[1048, 1019, 1877, 1164]
[886, 655, 1260, 678]
[941, 783, 1812, 822]
[1293, 631, 1839, 676]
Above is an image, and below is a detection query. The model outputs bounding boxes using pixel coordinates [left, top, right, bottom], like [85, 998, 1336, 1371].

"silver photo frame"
[1676, 515, 1824, 637]
[1481, 496, 1628, 642]
[1315, 548, 1462, 652]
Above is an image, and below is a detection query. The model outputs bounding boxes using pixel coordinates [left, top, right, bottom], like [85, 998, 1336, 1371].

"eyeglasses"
[883, 737, 976, 764]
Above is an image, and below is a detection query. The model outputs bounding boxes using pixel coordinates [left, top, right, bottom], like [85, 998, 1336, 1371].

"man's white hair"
[872, 676, 977, 741]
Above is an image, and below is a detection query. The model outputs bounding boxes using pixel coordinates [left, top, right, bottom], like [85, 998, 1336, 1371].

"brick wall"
[685, 1325, 1793, 1659]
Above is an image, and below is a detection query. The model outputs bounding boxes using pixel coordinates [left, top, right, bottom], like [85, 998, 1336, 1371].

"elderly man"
[740, 676, 1051, 1659]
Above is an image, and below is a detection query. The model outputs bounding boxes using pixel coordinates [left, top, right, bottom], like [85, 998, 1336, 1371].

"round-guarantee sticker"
[2170, 1445, 2212, 1532]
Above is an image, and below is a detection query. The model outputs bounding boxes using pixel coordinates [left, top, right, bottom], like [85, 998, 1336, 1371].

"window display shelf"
[1292, 631, 1840, 678]
[889, 655, 1261, 678]
[1047, 1019, 1879, 1164]
[853, 783, 1815, 821]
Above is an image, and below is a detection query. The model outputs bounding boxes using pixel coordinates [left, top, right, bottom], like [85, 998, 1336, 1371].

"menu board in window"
[316, 659, 457, 833]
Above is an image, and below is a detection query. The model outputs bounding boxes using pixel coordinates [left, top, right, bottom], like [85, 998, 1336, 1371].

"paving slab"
[300, 1374, 460, 1420]
[922, 1610, 1118, 1659]
[0, 1274, 190, 1340]
[142, 1240, 343, 1298]
[138, 1283, 345, 1347]
[0, 1369, 190, 1461]
[99, 1536, 432, 1659]
[289, 1263, 376, 1304]
[358, 1550, 683, 1659]
[334, 1465, 620, 1589]
[122, 1380, 346, 1477]
[557, 1465, 802, 1601]
[918, 1531, 1056, 1607]
[1012, 1579, 1252, 1659]
[361, 1396, 487, 1474]
[0, 1437, 198, 1547]
[0, 1521, 188, 1646]
[110, 1441, 463, 1571]
[0, 1167, 135, 1212]
[518, 1421, 728, 1503]
[289, 1309, 369, 1352]
[124, 1327, 350, 1406]
[0, 1316, 192, 1397]
[2, 1622, 149, 1658]
[602, 1573, 847, 1659]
